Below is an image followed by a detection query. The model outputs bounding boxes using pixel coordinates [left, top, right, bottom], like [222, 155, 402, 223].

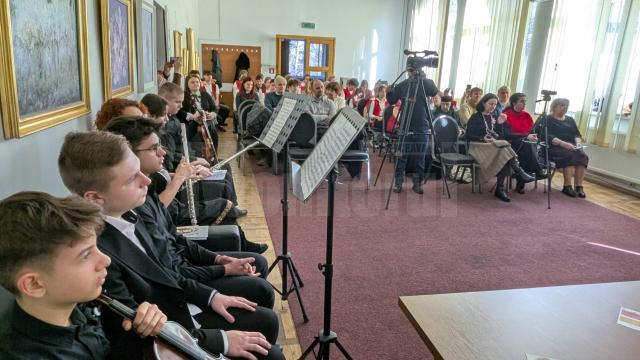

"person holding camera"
[540, 98, 589, 198]
[465, 93, 535, 202]
[387, 66, 439, 194]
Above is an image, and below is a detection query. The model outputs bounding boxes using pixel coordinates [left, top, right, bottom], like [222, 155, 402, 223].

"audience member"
[265, 75, 286, 111]
[94, 98, 143, 130]
[324, 81, 346, 110]
[458, 87, 483, 128]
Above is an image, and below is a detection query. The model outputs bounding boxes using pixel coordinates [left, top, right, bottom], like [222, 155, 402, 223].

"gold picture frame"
[0, 0, 91, 139]
[186, 27, 196, 72]
[101, 0, 135, 99]
[173, 30, 182, 57]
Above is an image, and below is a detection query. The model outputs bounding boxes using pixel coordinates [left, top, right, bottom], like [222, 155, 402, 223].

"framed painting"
[101, 0, 135, 99]
[0, 0, 91, 139]
[136, 0, 155, 92]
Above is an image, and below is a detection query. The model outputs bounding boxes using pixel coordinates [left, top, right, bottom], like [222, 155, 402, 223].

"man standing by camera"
[387, 64, 438, 194]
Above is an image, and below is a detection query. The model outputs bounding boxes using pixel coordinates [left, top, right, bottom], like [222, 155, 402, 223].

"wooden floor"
[217, 125, 302, 359]
[217, 121, 640, 358]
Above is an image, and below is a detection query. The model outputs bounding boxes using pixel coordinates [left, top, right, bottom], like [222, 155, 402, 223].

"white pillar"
[522, 0, 554, 113]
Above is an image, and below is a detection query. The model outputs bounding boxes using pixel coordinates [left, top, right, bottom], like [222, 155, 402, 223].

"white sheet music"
[299, 110, 365, 199]
[262, 98, 296, 148]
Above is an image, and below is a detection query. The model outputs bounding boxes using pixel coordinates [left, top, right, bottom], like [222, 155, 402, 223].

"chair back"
[246, 105, 272, 138]
[238, 100, 258, 135]
[432, 115, 461, 154]
[290, 112, 316, 147]
[357, 98, 368, 116]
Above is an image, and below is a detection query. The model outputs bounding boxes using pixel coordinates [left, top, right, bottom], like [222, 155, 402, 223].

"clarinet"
[180, 123, 198, 227]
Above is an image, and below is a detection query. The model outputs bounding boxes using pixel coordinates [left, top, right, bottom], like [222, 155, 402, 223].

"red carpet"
[250, 156, 640, 359]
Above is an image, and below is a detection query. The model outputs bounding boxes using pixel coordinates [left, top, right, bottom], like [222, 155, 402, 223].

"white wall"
[197, 0, 405, 85]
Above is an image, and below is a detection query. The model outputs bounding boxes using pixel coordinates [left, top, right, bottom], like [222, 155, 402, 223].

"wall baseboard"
[586, 168, 640, 197]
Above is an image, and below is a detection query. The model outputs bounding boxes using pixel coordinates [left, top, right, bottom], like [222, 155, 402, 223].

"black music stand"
[260, 94, 311, 322]
[291, 107, 367, 360]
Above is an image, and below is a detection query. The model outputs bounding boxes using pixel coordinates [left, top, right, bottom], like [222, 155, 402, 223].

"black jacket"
[234, 52, 250, 81]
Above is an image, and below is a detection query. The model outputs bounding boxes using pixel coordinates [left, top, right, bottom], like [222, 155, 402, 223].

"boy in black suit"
[58, 131, 282, 360]
[0, 191, 166, 359]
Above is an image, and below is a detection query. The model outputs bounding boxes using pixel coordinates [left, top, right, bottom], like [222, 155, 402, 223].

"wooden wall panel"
[201, 44, 262, 85]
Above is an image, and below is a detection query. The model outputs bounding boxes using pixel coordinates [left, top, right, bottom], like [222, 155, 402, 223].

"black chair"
[242, 104, 278, 175]
[356, 98, 368, 116]
[288, 111, 371, 190]
[428, 115, 477, 198]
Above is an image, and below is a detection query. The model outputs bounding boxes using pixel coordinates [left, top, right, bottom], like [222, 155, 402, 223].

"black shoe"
[412, 184, 424, 194]
[535, 169, 548, 180]
[515, 168, 535, 184]
[494, 187, 511, 202]
[393, 184, 403, 193]
[575, 186, 586, 198]
[562, 185, 578, 197]
[515, 182, 525, 194]
[244, 241, 268, 254]
[236, 208, 248, 217]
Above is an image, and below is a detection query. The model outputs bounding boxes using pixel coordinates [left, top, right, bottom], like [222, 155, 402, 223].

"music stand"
[260, 93, 311, 322]
[292, 107, 367, 360]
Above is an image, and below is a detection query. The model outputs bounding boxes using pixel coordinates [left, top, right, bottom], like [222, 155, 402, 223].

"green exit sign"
[301, 22, 315, 29]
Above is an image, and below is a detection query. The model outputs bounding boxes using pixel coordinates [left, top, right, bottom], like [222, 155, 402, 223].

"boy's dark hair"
[286, 78, 300, 89]
[188, 70, 201, 77]
[325, 81, 341, 93]
[476, 93, 499, 113]
[255, 73, 264, 81]
[347, 78, 359, 87]
[140, 93, 168, 118]
[104, 116, 162, 149]
[202, 70, 213, 76]
[158, 82, 183, 98]
[0, 191, 104, 295]
[58, 131, 131, 196]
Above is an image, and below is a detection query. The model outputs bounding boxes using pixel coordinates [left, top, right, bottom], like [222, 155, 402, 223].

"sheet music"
[262, 98, 296, 148]
[298, 108, 366, 199]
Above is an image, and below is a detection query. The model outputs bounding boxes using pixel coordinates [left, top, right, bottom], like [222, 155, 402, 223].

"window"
[276, 35, 335, 80]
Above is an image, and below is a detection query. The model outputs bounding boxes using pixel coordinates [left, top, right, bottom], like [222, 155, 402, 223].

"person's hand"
[121, 302, 167, 337]
[192, 158, 210, 167]
[174, 158, 194, 183]
[526, 133, 538, 142]
[173, 57, 182, 73]
[205, 111, 216, 120]
[561, 141, 577, 151]
[226, 330, 271, 360]
[210, 294, 257, 323]
[194, 165, 212, 179]
[497, 114, 507, 125]
[222, 257, 260, 277]
[162, 62, 173, 75]
[484, 135, 495, 142]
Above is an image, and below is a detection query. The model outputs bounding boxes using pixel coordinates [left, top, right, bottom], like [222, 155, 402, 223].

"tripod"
[373, 69, 434, 209]
[268, 144, 309, 322]
[300, 168, 352, 360]
[534, 95, 553, 209]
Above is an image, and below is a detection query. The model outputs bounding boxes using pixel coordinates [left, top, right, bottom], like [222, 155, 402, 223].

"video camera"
[540, 89, 557, 101]
[404, 49, 439, 70]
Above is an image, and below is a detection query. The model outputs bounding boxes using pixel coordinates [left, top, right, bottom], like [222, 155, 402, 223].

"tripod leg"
[334, 339, 354, 360]
[286, 260, 309, 322]
[374, 145, 390, 186]
[289, 257, 305, 287]
[299, 338, 319, 360]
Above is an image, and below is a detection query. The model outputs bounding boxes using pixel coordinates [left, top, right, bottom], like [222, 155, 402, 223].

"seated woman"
[465, 93, 535, 202]
[94, 98, 143, 130]
[363, 84, 389, 147]
[540, 98, 589, 198]
[235, 76, 258, 120]
[178, 74, 219, 156]
[502, 93, 547, 194]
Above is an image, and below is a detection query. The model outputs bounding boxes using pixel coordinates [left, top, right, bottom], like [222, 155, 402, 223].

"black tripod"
[300, 168, 352, 360]
[534, 95, 553, 209]
[373, 69, 433, 209]
[268, 144, 309, 322]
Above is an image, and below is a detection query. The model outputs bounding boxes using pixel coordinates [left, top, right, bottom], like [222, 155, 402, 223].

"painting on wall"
[0, 0, 91, 139]
[101, 0, 134, 98]
[136, 0, 155, 91]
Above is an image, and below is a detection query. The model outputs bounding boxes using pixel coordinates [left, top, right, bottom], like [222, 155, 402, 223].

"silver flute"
[210, 141, 260, 170]
[180, 123, 198, 226]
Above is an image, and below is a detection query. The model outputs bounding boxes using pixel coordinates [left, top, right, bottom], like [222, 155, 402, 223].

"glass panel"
[309, 71, 326, 81]
[611, 12, 640, 148]
[453, 0, 492, 95]
[309, 43, 328, 67]
[440, 0, 458, 91]
[281, 39, 306, 77]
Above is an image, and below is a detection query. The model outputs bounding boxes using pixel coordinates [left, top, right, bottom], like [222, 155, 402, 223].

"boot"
[515, 181, 525, 194]
[494, 185, 511, 202]
[510, 161, 535, 184]
[412, 183, 424, 194]
[575, 186, 586, 198]
[393, 182, 403, 193]
[562, 185, 578, 197]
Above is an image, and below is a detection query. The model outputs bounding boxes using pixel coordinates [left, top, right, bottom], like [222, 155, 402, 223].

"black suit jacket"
[98, 219, 224, 352]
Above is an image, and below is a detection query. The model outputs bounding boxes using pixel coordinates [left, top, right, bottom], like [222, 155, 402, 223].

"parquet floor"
[217, 120, 640, 359]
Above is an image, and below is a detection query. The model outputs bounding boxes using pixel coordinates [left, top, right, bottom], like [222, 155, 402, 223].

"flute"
[180, 123, 199, 227]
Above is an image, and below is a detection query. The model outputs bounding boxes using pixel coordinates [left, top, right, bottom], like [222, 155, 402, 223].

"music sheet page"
[300, 112, 362, 198]
[262, 98, 296, 148]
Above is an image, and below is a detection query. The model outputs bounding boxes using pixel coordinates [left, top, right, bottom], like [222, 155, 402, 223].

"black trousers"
[512, 138, 543, 174]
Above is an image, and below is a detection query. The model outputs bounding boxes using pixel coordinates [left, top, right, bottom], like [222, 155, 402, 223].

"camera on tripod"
[404, 49, 439, 70]
[540, 89, 557, 101]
